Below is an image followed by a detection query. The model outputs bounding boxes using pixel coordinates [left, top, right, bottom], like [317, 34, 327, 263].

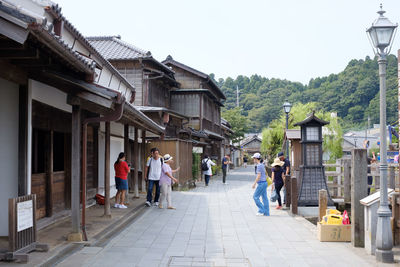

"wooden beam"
[0, 48, 38, 59]
[0, 59, 27, 85]
[46, 130, 54, 217]
[104, 121, 111, 217]
[124, 124, 130, 204]
[141, 130, 147, 193]
[133, 127, 139, 198]
[70, 105, 81, 236]
[18, 84, 28, 196]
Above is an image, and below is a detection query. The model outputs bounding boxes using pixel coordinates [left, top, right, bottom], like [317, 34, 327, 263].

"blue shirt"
[256, 163, 266, 183]
[222, 157, 229, 169]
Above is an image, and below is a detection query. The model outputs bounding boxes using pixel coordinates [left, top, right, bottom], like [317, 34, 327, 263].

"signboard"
[17, 200, 33, 232]
[192, 147, 203, 153]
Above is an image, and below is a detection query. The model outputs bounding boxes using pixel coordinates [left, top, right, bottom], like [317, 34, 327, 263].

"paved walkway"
[58, 167, 390, 267]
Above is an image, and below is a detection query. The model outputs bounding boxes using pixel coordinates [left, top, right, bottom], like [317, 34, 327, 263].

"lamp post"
[283, 100, 292, 158]
[366, 4, 397, 263]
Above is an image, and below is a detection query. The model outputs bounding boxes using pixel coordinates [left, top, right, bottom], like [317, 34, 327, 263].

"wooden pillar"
[133, 127, 139, 198]
[337, 159, 342, 197]
[319, 189, 327, 222]
[389, 166, 395, 189]
[124, 124, 130, 205]
[46, 130, 54, 217]
[285, 174, 291, 208]
[18, 84, 28, 196]
[290, 176, 298, 215]
[343, 159, 351, 203]
[104, 121, 111, 217]
[68, 105, 82, 241]
[351, 148, 367, 247]
[141, 130, 147, 193]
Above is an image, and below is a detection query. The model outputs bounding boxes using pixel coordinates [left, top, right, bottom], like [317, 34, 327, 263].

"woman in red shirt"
[114, 152, 130, 209]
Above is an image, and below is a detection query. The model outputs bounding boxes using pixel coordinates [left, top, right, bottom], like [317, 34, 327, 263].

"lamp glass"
[283, 101, 292, 114]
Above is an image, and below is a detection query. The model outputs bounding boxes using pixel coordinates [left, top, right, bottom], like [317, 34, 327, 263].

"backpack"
[147, 157, 164, 179]
[201, 159, 209, 171]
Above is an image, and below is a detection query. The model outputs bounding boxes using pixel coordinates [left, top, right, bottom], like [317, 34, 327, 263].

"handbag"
[270, 189, 278, 202]
[267, 177, 272, 187]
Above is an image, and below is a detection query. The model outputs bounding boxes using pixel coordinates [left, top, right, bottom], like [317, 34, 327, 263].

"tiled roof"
[87, 36, 175, 76]
[163, 55, 226, 100]
[46, 5, 134, 90]
[87, 36, 149, 60]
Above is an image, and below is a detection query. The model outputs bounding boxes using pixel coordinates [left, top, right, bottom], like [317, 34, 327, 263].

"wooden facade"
[146, 140, 193, 187]
[0, 3, 166, 241]
[163, 56, 226, 163]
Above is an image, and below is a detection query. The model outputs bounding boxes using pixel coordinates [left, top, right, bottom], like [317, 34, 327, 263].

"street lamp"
[366, 4, 397, 263]
[283, 100, 292, 158]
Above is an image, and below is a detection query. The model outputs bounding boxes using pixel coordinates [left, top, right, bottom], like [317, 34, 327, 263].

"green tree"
[222, 107, 249, 144]
[261, 103, 343, 162]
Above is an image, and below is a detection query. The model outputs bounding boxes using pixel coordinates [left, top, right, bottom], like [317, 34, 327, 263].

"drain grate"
[168, 256, 251, 267]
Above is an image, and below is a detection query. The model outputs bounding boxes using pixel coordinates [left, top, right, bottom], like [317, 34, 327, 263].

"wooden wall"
[146, 140, 193, 187]
[171, 93, 200, 117]
[112, 61, 143, 106]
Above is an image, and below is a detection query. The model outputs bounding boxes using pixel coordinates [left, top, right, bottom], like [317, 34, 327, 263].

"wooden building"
[0, 1, 164, 240]
[87, 37, 195, 186]
[242, 135, 262, 155]
[162, 56, 226, 163]
[284, 129, 302, 178]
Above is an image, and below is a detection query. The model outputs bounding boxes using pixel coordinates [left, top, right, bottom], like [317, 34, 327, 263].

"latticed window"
[306, 144, 320, 165]
[306, 127, 319, 141]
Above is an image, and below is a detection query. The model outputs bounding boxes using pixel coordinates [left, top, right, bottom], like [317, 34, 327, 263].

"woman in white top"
[202, 155, 216, 186]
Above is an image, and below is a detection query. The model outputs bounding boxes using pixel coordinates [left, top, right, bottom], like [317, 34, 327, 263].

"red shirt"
[114, 161, 129, 180]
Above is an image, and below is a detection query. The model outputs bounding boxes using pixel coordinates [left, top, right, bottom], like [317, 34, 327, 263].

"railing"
[324, 159, 399, 201]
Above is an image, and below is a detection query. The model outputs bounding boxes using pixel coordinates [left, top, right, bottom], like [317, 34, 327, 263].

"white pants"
[160, 183, 172, 207]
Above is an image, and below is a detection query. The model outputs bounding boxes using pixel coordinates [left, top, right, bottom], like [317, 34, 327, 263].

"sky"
[54, 0, 400, 85]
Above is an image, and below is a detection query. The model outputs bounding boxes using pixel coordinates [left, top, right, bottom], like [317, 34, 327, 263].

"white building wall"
[0, 78, 19, 236]
[97, 122, 124, 197]
[31, 79, 71, 113]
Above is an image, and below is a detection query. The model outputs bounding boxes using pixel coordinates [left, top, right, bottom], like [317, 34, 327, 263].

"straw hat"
[271, 158, 284, 167]
[163, 154, 173, 162]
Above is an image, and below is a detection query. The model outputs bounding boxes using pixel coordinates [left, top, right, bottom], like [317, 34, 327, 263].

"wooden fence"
[324, 159, 399, 202]
[0, 195, 48, 263]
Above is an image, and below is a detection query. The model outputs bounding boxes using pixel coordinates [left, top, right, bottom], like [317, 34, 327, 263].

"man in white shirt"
[202, 155, 216, 186]
[145, 148, 163, 206]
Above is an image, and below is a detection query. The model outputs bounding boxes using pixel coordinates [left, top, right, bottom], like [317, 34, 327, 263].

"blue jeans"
[253, 182, 269, 216]
[205, 175, 210, 186]
[147, 180, 160, 203]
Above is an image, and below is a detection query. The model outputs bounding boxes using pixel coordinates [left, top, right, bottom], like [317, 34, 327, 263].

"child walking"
[159, 154, 180, 209]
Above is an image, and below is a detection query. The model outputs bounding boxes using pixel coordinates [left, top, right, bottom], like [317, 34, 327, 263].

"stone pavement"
[57, 166, 395, 267]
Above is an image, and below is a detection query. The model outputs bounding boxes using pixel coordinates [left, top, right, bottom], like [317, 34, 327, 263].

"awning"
[204, 129, 224, 140]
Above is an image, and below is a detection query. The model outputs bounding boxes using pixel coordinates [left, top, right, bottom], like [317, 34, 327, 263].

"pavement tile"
[56, 167, 382, 267]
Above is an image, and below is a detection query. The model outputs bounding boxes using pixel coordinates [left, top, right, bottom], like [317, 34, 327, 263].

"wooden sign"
[17, 200, 33, 232]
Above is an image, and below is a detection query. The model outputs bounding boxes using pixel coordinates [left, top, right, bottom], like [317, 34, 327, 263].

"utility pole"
[236, 85, 239, 107]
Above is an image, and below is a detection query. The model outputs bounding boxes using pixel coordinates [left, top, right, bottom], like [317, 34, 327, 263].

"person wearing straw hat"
[251, 153, 270, 216]
[159, 154, 180, 209]
[271, 158, 285, 209]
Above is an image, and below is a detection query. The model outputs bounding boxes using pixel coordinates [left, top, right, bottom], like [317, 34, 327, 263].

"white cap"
[252, 152, 261, 159]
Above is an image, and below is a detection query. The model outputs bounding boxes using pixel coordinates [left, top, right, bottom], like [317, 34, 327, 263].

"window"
[306, 127, 319, 141]
[306, 144, 320, 165]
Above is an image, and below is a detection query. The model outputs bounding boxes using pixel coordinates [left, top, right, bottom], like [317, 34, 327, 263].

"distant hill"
[214, 54, 398, 132]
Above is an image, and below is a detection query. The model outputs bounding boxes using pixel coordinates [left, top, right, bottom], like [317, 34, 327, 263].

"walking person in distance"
[271, 158, 285, 209]
[222, 155, 231, 184]
[252, 153, 269, 216]
[159, 154, 179, 209]
[145, 148, 163, 207]
[201, 155, 215, 186]
[114, 152, 130, 209]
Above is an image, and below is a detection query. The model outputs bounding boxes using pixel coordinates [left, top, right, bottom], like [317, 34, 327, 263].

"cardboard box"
[317, 222, 351, 242]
